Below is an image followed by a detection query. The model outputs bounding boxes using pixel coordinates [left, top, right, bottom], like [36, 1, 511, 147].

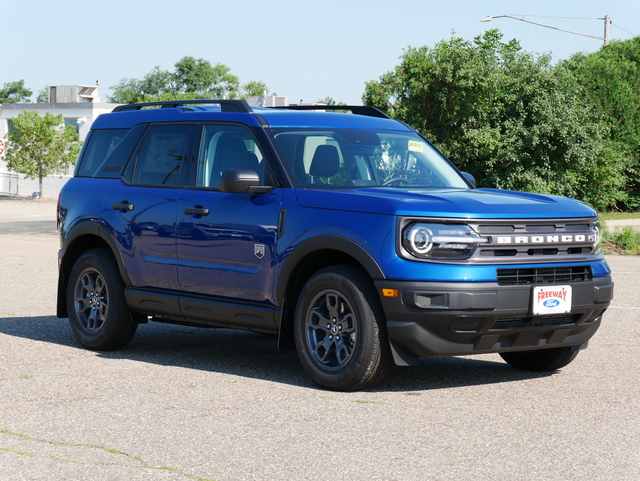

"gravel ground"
[0, 201, 638, 481]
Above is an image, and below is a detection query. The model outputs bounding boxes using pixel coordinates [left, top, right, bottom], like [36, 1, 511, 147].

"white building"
[0, 85, 120, 198]
[246, 95, 288, 107]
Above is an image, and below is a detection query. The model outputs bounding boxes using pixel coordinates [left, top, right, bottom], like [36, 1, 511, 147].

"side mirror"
[220, 168, 273, 194]
[462, 172, 476, 188]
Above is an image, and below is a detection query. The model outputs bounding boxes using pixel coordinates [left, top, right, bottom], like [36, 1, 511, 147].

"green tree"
[109, 67, 175, 103]
[173, 56, 240, 97]
[242, 80, 268, 98]
[109, 56, 257, 102]
[564, 37, 640, 207]
[363, 30, 627, 210]
[4, 111, 82, 196]
[108, 77, 145, 104]
[315, 96, 346, 105]
[36, 85, 50, 103]
[0, 80, 32, 103]
[140, 66, 175, 97]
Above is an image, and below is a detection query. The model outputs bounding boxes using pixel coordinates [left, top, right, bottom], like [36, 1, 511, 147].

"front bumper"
[374, 276, 613, 365]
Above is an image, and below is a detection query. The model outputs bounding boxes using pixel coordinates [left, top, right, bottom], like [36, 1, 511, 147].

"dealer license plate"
[532, 285, 572, 315]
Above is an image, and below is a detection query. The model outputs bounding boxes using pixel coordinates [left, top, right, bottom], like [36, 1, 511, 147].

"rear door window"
[132, 124, 192, 186]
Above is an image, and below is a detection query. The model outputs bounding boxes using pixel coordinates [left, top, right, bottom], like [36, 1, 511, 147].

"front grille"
[470, 218, 599, 264]
[497, 266, 592, 286]
[490, 313, 582, 330]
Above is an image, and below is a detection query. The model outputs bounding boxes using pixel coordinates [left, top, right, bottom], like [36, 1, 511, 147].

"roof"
[91, 100, 412, 131]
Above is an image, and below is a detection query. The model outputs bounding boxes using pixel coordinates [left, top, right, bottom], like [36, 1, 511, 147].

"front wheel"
[294, 265, 391, 391]
[66, 248, 137, 351]
[500, 347, 579, 371]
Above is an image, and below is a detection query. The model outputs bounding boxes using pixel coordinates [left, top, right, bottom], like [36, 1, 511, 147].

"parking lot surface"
[0, 201, 638, 480]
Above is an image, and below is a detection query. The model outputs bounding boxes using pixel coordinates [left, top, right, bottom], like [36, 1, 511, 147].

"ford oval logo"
[543, 299, 560, 308]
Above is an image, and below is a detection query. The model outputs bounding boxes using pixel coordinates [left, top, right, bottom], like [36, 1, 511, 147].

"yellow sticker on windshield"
[408, 140, 423, 152]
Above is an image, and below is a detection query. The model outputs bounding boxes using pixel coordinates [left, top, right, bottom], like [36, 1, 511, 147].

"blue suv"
[57, 100, 613, 391]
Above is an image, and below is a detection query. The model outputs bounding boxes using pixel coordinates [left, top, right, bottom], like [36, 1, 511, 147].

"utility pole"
[603, 14, 611, 45]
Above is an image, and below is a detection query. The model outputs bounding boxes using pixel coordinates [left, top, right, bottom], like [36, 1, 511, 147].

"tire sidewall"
[294, 266, 386, 391]
[67, 249, 133, 350]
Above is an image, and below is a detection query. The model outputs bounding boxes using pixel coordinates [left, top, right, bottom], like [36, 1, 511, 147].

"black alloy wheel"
[67, 248, 137, 350]
[294, 265, 391, 391]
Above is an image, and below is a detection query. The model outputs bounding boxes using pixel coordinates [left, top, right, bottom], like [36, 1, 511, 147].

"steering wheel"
[382, 177, 410, 186]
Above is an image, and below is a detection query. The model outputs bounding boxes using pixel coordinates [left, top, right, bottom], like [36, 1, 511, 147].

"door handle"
[112, 201, 134, 212]
[184, 205, 210, 216]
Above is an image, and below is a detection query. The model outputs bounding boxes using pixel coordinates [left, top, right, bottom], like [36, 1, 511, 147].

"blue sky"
[2, 0, 638, 104]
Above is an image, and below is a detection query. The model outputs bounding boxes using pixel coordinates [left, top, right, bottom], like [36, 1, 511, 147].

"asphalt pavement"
[0, 198, 58, 235]
[0, 200, 638, 480]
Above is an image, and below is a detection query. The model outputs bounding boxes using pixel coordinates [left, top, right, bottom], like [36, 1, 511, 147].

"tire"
[294, 265, 391, 391]
[500, 346, 579, 372]
[66, 248, 137, 351]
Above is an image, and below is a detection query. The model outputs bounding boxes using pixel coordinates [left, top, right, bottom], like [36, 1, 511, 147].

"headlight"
[402, 223, 489, 259]
[592, 220, 602, 252]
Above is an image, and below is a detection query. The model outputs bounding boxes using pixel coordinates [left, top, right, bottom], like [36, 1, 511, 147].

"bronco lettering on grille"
[496, 235, 594, 244]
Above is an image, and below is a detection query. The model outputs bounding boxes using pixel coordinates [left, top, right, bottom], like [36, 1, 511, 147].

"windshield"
[267, 128, 469, 189]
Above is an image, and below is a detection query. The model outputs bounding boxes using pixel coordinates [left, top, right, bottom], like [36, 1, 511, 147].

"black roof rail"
[112, 99, 253, 113]
[268, 104, 391, 119]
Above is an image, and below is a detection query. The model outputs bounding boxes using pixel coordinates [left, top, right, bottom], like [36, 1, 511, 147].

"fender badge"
[254, 244, 265, 259]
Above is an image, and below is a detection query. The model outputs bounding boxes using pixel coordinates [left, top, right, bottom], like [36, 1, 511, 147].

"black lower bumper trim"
[375, 276, 613, 364]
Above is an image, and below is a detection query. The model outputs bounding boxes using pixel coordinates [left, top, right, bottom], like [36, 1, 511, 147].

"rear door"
[104, 123, 193, 291]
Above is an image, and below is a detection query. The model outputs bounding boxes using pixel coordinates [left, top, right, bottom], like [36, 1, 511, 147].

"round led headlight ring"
[405, 224, 433, 255]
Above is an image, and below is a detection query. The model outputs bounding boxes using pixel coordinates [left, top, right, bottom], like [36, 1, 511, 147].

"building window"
[64, 118, 79, 133]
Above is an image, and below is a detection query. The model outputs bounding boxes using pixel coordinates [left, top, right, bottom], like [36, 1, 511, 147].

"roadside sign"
[0, 139, 4, 155]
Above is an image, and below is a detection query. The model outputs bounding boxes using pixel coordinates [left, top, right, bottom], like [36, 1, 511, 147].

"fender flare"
[61, 219, 133, 286]
[275, 234, 386, 303]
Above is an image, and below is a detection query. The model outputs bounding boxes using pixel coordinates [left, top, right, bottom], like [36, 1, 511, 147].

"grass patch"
[599, 211, 640, 221]
[1, 429, 34, 440]
[104, 448, 126, 454]
[1, 427, 216, 480]
[48, 455, 84, 464]
[0, 447, 35, 457]
[160, 466, 181, 473]
[602, 227, 640, 255]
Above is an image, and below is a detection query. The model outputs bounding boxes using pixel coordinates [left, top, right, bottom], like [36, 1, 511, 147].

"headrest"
[309, 145, 340, 178]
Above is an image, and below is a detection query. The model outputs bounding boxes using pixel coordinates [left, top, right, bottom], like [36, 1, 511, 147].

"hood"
[294, 187, 597, 219]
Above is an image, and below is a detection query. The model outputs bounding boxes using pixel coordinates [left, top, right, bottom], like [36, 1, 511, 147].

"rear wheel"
[294, 265, 391, 391]
[67, 248, 137, 350]
[500, 347, 579, 371]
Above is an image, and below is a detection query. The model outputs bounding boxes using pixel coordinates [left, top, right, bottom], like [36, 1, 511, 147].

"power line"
[501, 14, 636, 40]
[505, 14, 601, 21]
[612, 24, 635, 37]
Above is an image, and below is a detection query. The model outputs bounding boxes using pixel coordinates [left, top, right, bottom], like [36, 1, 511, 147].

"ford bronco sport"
[57, 99, 614, 391]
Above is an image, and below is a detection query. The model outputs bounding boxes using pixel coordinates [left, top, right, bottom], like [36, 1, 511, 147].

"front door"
[176, 124, 282, 305]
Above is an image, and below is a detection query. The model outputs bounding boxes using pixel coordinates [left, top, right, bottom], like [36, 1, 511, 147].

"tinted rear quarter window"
[93, 124, 148, 178]
[75, 129, 129, 177]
